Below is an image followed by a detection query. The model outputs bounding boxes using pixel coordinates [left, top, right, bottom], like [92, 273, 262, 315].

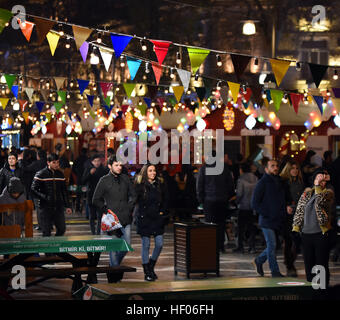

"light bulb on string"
[170, 68, 175, 79]
[58, 24, 64, 36]
[120, 55, 126, 67]
[65, 37, 71, 49]
[145, 62, 150, 74]
[216, 54, 222, 67]
[140, 37, 147, 51]
[176, 52, 181, 64]
[333, 70, 338, 80]
[195, 73, 199, 81]
[216, 81, 222, 91]
[90, 46, 99, 65]
[96, 32, 102, 44]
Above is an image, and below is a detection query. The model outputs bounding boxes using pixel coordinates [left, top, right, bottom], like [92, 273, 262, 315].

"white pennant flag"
[176, 68, 191, 92]
[99, 48, 113, 72]
[25, 88, 35, 101]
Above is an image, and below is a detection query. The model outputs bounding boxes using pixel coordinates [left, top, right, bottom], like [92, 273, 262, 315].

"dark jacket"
[72, 154, 89, 184]
[0, 162, 24, 194]
[82, 164, 107, 204]
[20, 159, 47, 197]
[92, 172, 137, 227]
[135, 177, 169, 237]
[251, 173, 287, 231]
[31, 166, 70, 209]
[196, 163, 235, 204]
[236, 172, 258, 210]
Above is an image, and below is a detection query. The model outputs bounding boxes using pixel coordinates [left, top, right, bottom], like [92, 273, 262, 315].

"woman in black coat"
[134, 164, 168, 281]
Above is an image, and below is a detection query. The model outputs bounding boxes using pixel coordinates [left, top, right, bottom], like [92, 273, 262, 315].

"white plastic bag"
[101, 209, 122, 232]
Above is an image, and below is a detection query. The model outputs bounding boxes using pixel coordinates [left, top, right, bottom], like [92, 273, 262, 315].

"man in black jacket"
[31, 153, 72, 237]
[93, 155, 137, 266]
[82, 154, 107, 235]
[0, 151, 24, 194]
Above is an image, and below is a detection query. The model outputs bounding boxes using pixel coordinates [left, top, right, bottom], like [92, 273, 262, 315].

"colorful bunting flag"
[35, 101, 45, 113]
[195, 87, 206, 102]
[0, 98, 9, 110]
[4, 74, 16, 90]
[72, 25, 92, 50]
[270, 89, 284, 111]
[54, 77, 66, 90]
[230, 54, 251, 81]
[151, 63, 163, 85]
[33, 17, 55, 45]
[172, 86, 184, 103]
[57, 90, 66, 104]
[99, 48, 113, 72]
[18, 100, 28, 112]
[77, 79, 90, 94]
[100, 82, 113, 98]
[176, 68, 191, 92]
[269, 59, 291, 87]
[187, 47, 210, 74]
[0, 8, 13, 34]
[227, 81, 240, 103]
[313, 95, 324, 115]
[54, 102, 63, 114]
[143, 97, 152, 108]
[138, 104, 147, 116]
[126, 57, 142, 81]
[11, 85, 18, 99]
[242, 87, 252, 104]
[86, 94, 94, 107]
[103, 96, 111, 107]
[67, 111, 73, 120]
[150, 40, 172, 65]
[308, 63, 328, 88]
[22, 112, 29, 124]
[110, 34, 132, 58]
[79, 41, 89, 63]
[123, 83, 136, 98]
[289, 93, 303, 114]
[46, 31, 60, 56]
[104, 105, 113, 117]
[220, 86, 229, 104]
[250, 86, 264, 107]
[18, 19, 34, 42]
[332, 88, 340, 98]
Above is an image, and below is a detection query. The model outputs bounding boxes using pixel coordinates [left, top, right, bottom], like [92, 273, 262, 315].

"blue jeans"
[256, 228, 280, 275]
[141, 235, 163, 264]
[108, 224, 131, 266]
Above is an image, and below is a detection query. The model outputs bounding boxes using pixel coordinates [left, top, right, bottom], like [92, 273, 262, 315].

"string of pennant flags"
[0, 7, 340, 133]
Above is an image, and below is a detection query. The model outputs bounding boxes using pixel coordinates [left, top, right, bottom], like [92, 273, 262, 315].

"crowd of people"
[0, 144, 340, 287]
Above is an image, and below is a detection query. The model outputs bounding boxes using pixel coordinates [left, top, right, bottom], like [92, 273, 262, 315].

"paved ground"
[4, 213, 340, 300]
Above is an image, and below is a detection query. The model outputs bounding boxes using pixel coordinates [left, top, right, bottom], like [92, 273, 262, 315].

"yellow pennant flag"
[0, 98, 9, 110]
[46, 32, 60, 56]
[227, 81, 240, 103]
[45, 113, 52, 123]
[22, 112, 29, 124]
[269, 59, 291, 87]
[172, 85, 184, 103]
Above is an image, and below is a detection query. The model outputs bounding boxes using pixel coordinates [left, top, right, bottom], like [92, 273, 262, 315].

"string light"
[65, 37, 71, 49]
[195, 73, 199, 81]
[140, 37, 147, 51]
[333, 70, 338, 80]
[170, 68, 175, 79]
[145, 62, 150, 73]
[216, 54, 222, 67]
[58, 24, 64, 36]
[96, 32, 102, 44]
[176, 52, 181, 64]
[120, 55, 125, 67]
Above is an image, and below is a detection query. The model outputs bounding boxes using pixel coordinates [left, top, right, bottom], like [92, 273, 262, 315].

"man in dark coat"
[251, 159, 291, 277]
[92, 155, 137, 266]
[0, 151, 24, 195]
[82, 154, 107, 235]
[31, 153, 72, 237]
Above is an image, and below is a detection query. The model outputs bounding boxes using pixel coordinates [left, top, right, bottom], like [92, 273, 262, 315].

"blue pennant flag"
[11, 85, 18, 99]
[104, 105, 113, 117]
[117, 111, 123, 119]
[67, 111, 73, 120]
[313, 96, 324, 115]
[86, 94, 95, 107]
[77, 79, 90, 95]
[126, 57, 142, 80]
[110, 34, 132, 59]
[35, 101, 45, 113]
[143, 97, 152, 108]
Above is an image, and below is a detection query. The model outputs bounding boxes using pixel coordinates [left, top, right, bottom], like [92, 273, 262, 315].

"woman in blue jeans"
[134, 164, 168, 281]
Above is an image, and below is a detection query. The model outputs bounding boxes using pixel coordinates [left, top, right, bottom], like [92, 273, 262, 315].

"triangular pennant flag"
[86, 94, 94, 107]
[123, 83, 136, 98]
[67, 111, 73, 120]
[11, 85, 18, 99]
[138, 105, 147, 116]
[143, 97, 152, 108]
[147, 85, 158, 100]
[121, 105, 129, 114]
[202, 78, 214, 98]
[77, 79, 90, 94]
[89, 109, 96, 120]
[22, 112, 29, 124]
[110, 34, 132, 58]
[270, 89, 284, 111]
[45, 113, 51, 123]
[100, 82, 113, 98]
[54, 102, 63, 114]
[308, 63, 328, 88]
[0, 98, 9, 110]
[313, 96, 324, 115]
[46, 32, 60, 56]
[57, 91, 66, 104]
[104, 105, 113, 117]
[33, 17, 55, 45]
[195, 87, 206, 102]
[35, 101, 45, 113]
[266, 89, 272, 102]
[242, 87, 252, 103]
[220, 86, 229, 104]
[187, 47, 210, 74]
[18, 19, 34, 42]
[40, 89, 49, 102]
[79, 41, 89, 63]
[227, 81, 240, 103]
[155, 105, 162, 116]
[269, 59, 291, 87]
[72, 25, 93, 50]
[54, 77, 66, 90]
[332, 88, 340, 98]
[172, 86, 184, 103]
[230, 54, 251, 81]
[4, 74, 16, 90]
[176, 68, 191, 92]
[19, 100, 28, 112]
[99, 48, 113, 72]
[126, 57, 142, 81]
[104, 96, 111, 107]
[250, 86, 264, 106]
[150, 40, 172, 65]
[151, 63, 163, 85]
[289, 93, 303, 114]
[0, 8, 13, 34]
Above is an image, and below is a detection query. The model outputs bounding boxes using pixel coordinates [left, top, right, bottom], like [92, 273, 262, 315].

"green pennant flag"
[270, 89, 284, 112]
[187, 47, 210, 74]
[123, 83, 136, 98]
[138, 104, 147, 116]
[54, 102, 63, 113]
[104, 96, 111, 107]
[4, 74, 16, 90]
[168, 96, 177, 106]
[57, 90, 66, 104]
[0, 9, 13, 34]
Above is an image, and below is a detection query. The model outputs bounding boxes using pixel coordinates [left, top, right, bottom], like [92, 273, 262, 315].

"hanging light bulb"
[170, 68, 175, 79]
[333, 69, 338, 80]
[282, 93, 288, 103]
[304, 97, 308, 105]
[96, 32, 102, 44]
[145, 62, 150, 74]
[322, 98, 327, 108]
[65, 37, 71, 49]
[140, 37, 147, 51]
[243, 21, 256, 35]
[176, 52, 181, 64]
[46, 80, 50, 89]
[90, 47, 99, 65]
[327, 89, 331, 97]
[195, 73, 199, 81]
[216, 81, 222, 91]
[58, 24, 64, 36]
[216, 54, 222, 67]
[120, 55, 126, 67]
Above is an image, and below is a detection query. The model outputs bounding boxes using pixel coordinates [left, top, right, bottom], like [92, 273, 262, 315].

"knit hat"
[8, 177, 24, 194]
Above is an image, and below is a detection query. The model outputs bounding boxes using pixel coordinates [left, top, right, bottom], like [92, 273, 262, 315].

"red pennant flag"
[19, 100, 28, 112]
[18, 19, 34, 42]
[289, 93, 303, 114]
[242, 87, 252, 103]
[100, 82, 113, 98]
[121, 105, 129, 114]
[151, 63, 163, 85]
[150, 40, 172, 65]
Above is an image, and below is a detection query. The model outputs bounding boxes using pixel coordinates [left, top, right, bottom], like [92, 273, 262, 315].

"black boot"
[142, 264, 154, 281]
[149, 257, 158, 280]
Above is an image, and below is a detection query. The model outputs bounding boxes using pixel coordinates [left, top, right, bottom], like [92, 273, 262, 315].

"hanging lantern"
[125, 112, 133, 132]
[223, 106, 235, 131]
[196, 118, 206, 131]
[245, 115, 256, 130]
[66, 124, 72, 135]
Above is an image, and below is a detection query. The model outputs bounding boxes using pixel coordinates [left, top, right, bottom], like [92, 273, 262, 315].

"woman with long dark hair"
[134, 164, 168, 281]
